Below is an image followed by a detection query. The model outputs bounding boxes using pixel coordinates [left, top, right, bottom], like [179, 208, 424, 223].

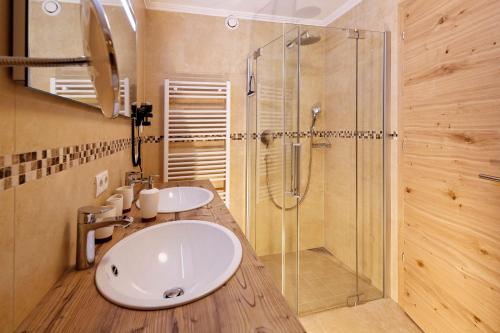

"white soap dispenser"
[139, 175, 159, 222]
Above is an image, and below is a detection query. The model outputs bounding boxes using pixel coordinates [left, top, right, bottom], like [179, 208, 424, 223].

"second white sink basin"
[95, 220, 242, 309]
[136, 186, 214, 213]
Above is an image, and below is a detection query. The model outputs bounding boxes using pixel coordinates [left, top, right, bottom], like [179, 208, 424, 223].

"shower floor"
[259, 247, 383, 315]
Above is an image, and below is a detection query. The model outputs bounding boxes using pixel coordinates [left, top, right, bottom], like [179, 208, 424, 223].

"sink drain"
[163, 288, 184, 299]
[111, 265, 119, 276]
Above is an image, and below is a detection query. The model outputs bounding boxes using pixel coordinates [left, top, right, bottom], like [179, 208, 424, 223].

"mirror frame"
[81, 0, 121, 118]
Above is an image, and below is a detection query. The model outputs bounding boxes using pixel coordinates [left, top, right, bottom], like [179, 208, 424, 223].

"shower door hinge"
[347, 294, 361, 307]
[347, 29, 365, 39]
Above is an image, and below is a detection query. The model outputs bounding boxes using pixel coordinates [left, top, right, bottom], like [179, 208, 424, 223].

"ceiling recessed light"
[42, 0, 61, 16]
[225, 15, 239, 30]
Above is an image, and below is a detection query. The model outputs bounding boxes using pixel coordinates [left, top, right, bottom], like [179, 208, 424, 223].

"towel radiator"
[164, 79, 231, 206]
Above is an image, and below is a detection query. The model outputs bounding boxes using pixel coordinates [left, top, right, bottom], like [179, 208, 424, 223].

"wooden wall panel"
[399, 0, 500, 332]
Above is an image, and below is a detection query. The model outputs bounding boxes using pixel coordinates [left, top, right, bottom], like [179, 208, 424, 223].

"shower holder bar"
[291, 143, 301, 198]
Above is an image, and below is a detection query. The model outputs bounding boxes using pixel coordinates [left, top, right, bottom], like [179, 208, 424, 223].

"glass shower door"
[297, 26, 360, 314]
[246, 28, 301, 313]
[252, 36, 284, 299]
[355, 30, 385, 303]
[282, 26, 300, 313]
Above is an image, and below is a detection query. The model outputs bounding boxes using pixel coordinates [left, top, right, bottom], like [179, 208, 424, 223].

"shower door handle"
[291, 143, 301, 198]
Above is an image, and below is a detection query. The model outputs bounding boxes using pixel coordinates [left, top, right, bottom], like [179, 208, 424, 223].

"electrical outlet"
[95, 170, 109, 197]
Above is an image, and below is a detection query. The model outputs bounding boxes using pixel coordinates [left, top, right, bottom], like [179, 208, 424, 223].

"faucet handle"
[145, 175, 160, 189]
[77, 206, 113, 225]
[101, 215, 134, 228]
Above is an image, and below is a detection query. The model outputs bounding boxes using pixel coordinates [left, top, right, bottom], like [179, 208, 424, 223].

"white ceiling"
[144, 0, 362, 26]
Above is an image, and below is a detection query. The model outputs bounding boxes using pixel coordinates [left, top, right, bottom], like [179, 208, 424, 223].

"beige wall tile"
[0, 1, 15, 330]
[14, 150, 131, 326]
[0, 0, 15, 156]
[14, 86, 130, 152]
[0, 0, 144, 328]
[0, 75, 15, 155]
[142, 10, 284, 228]
[0, 189, 14, 333]
[141, 141, 162, 178]
[228, 140, 246, 229]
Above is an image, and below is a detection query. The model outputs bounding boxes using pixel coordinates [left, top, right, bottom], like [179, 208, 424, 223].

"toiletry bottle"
[139, 176, 159, 222]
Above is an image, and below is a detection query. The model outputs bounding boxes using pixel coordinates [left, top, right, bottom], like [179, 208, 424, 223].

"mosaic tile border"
[147, 130, 388, 142]
[320, 130, 385, 140]
[245, 130, 385, 140]
[0, 138, 132, 192]
[142, 135, 164, 144]
[0, 130, 391, 192]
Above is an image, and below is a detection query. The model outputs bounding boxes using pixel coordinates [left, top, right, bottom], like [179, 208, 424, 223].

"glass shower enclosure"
[246, 26, 388, 315]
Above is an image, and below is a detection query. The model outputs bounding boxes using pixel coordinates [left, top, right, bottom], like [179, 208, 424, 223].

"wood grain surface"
[399, 1, 500, 332]
[16, 180, 305, 333]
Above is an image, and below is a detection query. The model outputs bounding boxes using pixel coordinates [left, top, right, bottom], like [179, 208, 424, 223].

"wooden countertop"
[17, 180, 305, 333]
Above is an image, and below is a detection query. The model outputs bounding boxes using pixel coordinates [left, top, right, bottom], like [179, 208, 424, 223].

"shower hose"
[264, 129, 315, 211]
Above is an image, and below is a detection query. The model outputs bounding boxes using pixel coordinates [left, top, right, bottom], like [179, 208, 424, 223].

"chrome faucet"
[126, 173, 160, 199]
[76, 206, 133, 270]
[125, 171, 149, 199]
[124, 171, 143, 186]
[125, 171, 147, 201]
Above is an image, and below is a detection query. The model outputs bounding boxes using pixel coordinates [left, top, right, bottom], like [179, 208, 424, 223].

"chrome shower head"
[311, 104, 321, 130]
[286, 31, 321, 48]
[311, 104, 321, 119]
[300, 31, 322, 46]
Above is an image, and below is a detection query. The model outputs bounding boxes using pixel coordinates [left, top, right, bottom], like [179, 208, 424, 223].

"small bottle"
[139, 176, 159, 222]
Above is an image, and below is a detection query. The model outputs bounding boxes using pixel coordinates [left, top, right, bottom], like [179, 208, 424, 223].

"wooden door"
[399, 0, 500, 332]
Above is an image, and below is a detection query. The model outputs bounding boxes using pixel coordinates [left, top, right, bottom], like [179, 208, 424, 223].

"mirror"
[25, 0, 137, 117]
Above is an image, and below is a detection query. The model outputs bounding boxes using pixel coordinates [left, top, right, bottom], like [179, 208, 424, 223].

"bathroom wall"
[141, 11, 327, 253]
[0, 0, 145, 330]
[297, 27, 326, 252]
[140, 10, 284, 230]
[326, 0, 402, 300]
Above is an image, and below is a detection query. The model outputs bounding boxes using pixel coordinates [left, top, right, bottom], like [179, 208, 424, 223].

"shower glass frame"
[245, 25, 390, 315]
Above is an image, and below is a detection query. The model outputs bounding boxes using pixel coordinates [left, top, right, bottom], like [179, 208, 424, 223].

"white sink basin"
[95, 220, 242, 309]
[136, 187, 214, 213]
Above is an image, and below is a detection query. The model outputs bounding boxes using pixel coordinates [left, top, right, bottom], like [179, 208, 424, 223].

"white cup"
[105, 194, 123, 216]
[115, 186, 133, 212]
[139, 188, 159, 221]
[95, 205, 116, 242]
